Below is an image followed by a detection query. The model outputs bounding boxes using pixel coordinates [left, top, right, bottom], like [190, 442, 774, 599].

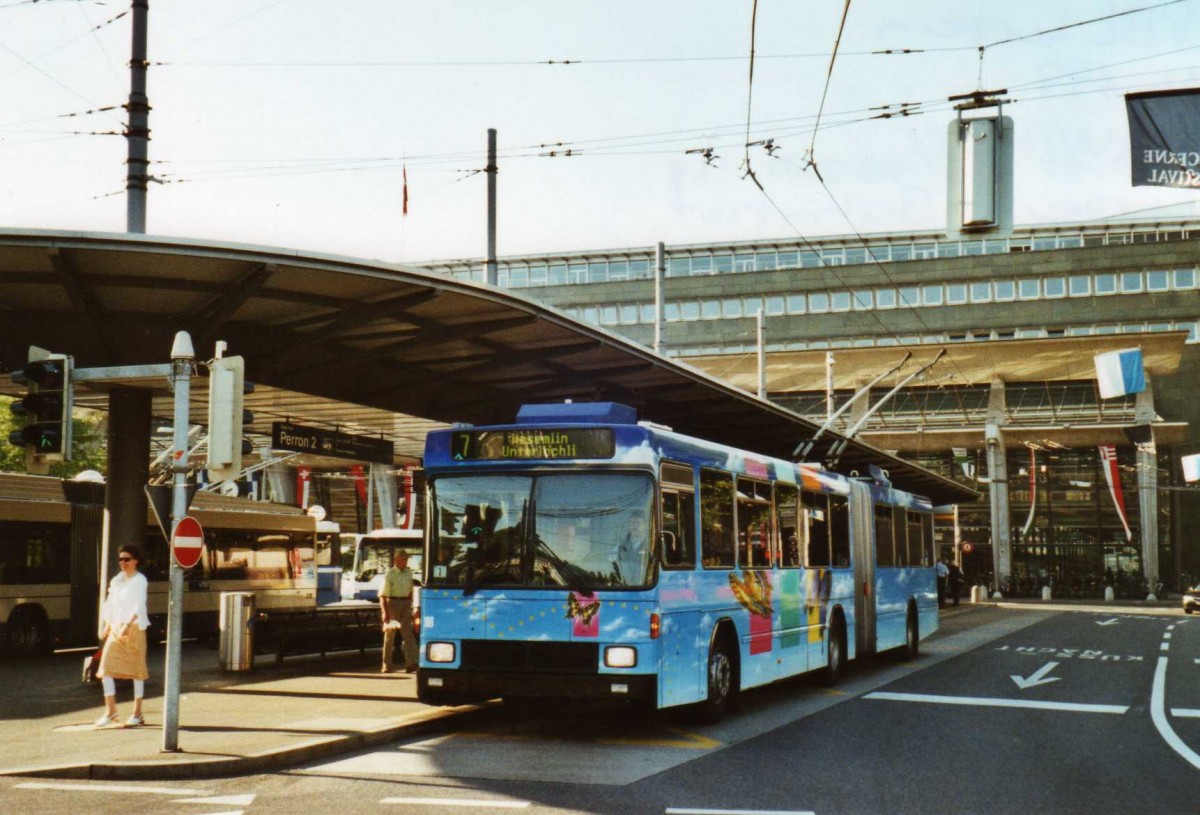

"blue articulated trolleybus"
[417, 402, 939, 721]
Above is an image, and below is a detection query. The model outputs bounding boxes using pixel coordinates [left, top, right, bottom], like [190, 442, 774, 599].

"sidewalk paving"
[0, 642, 482, 781]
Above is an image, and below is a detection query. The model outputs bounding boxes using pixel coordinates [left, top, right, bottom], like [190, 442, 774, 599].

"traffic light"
[7, 349, 73, 461]
[206, 355, 253, 482]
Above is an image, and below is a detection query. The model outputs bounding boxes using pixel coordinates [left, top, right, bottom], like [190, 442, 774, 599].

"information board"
[450, 428, 615, 461]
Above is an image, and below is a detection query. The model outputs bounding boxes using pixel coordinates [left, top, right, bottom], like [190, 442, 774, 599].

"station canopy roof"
[0, 229, 976, 504]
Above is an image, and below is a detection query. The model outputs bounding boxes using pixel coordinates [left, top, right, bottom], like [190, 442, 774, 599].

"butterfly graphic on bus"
[566, 592, 601, 637]
[728, 571, 774, 618]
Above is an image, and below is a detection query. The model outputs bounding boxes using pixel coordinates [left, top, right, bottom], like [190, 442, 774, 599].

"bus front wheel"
[697, 633, 736, 724]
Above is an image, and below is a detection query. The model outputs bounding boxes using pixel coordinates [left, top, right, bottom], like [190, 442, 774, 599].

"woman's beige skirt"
[97, 627, 149, 681]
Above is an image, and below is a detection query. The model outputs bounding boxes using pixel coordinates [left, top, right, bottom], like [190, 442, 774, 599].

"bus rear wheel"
[900, 605, 920, 661]
[697, 634, 735, 724]
[823, 613, 846, 687]
[5, 607, 50, 657]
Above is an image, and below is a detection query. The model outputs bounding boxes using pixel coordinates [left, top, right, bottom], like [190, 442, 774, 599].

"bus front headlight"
[426, 641, 456, 663]
[604, 646, 637, 668]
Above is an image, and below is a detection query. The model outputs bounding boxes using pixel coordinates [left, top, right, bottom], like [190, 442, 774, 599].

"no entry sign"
[171, 516, 205, 569]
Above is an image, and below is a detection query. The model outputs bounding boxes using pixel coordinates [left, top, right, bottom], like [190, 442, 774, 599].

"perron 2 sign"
[271, 421, 394, 465]
[1126, 87, 1200, 189]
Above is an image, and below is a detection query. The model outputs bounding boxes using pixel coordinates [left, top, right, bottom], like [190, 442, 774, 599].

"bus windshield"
[429, 473, 654, 591]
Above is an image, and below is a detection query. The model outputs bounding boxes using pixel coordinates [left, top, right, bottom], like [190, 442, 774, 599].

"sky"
[2, 0, 1200, 265]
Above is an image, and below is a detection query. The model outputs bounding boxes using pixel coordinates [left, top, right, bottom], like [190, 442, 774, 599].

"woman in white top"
[94, 544, 150, 728]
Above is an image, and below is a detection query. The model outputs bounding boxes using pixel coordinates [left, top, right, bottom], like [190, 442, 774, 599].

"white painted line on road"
[15, 782, 212, 796]
[1172, 709, 1200, 718]
[381, 798, 529, 808]
[665, 809, 816, 815]
[1152, 656, 1200, 771]
[865, 691, 1128, 715]
[172, 794, 256, 806]
[1161, 642, 1170, 652]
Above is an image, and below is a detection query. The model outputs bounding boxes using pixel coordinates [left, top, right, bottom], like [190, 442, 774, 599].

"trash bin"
[219, 591, 255, 671]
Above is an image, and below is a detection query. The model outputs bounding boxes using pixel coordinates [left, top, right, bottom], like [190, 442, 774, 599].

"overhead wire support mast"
[823, 348, 946, 470]
[793, 351, 912, 461]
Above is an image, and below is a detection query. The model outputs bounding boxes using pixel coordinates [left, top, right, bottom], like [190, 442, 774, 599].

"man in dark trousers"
[380, 551, 418, 673]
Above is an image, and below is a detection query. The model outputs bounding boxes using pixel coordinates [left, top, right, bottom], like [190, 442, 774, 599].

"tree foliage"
[0, 396, 107, 478]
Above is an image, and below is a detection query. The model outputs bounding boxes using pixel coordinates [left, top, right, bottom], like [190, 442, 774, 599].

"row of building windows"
[663, 320, 1200, 357]
[433, 223, 1200, 289]
[560, 266, 1199, 327]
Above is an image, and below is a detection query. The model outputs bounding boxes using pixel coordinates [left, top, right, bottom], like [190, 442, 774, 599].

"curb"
[0, 703, 492, 781]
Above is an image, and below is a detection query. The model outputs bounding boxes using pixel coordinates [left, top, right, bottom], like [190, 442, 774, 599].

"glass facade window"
[777, 251, 798, 269]
[800, 251, 821, 268]
[938, 243, 960, 258]
[620, 304, 638, 324]
[962, 241, 983, 256]
[743, 296, 762, 315]
[630, 259, 650, 278]
[1095, 273, 1117, 295]
[831, 291, 851, 311]
[530, 264, 548, 286]
[985, 239, 1009, 254]
[765, 295, 785, 315]
[701, 300, 721, 319]
[714, 255, 734, 273]
[1146, 270, 1169, 291]
[690, 256, 712, 275]
[853, 290, 873, 310]
[681, 301, 700, 320]
[548, 264, 568, 285]
[582, 306, 600, 324]
[809, 292, 830, 312]
[608, 261, 628, 280]
[846, 247, 867, 265]
[787, 294, 806, 314]
[970, 281, 992, 303]
[601, 305, 618, 324]
[1121, 271, 1142, 293]
[722, 299, 743, 318]
[876, 288, 897, 309]
[1174, 267, 1195, 288]
[664, 302, 681, 321]
[1044, 277, 1066, 298]
[1069, 275, 1091, 296]
[1018, 279, 1040, 300]
[667, 258, 690, 277]
[640, 303, 655, 323]
[922, 284, 944, 306]
[891, 244, 912, 262]
[994, 280, 1016, 301]
[734, 253, 755, 272]
[899, 286, 920, 307]
[946, 283, 967, 304]
[756, 252, 777, 271]
[914, 243, 936, 259]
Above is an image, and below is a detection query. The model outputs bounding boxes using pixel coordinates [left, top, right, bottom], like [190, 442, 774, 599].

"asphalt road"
[5, 606, 1196, 815]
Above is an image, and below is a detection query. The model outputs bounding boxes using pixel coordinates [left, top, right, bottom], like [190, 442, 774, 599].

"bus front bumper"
[417, 668, 656, 706]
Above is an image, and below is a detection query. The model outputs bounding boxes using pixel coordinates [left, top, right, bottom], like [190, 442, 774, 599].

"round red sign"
[962, 542, 974, 554]
[171, 515, 205, 569]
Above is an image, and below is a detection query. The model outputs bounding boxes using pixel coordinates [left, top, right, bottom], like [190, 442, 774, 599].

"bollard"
[1041, 585, 1052, 602]
[1105, 585, 1115, 602]
[970, 585, 986, 603]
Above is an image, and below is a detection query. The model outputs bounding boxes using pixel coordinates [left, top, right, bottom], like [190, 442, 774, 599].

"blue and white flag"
[1094, 348, 1145, 399]
[1182, 453, 1200, 483]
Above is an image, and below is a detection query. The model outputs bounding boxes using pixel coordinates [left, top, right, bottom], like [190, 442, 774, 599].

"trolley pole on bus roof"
[162, 331, 194, 752]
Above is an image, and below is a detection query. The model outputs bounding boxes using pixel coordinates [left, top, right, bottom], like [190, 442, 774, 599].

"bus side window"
[893, 505, 909, 567]
[736, 478, 772, 570]
[802, 491, 830, 567]
[661, 490, 695, 569]
[699, 469, 734, 569]
[775, 483, 801, 568]
[920, 512, 934, 567]
[828, 494, 851, 567]
[875, 504, 896, 567]
[906, 510, 924, 568]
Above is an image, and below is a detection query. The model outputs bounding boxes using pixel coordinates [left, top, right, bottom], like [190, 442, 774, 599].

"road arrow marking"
[172, 795, 255, 807]
[1096, 619, 1119, 626]
[1012, 661, 1061, 689]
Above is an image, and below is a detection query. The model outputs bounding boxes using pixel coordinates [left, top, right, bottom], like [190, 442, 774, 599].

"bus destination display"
[451, 428, 615, 461]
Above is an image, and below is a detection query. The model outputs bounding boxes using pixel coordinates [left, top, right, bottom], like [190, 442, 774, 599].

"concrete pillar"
[985, 377, 1011, 597]
[1134, 379, 1159, 590]
[101, 388, 151, 606]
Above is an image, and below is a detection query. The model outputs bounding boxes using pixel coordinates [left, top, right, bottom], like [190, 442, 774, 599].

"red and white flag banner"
[1099, 445, 1133, 542]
